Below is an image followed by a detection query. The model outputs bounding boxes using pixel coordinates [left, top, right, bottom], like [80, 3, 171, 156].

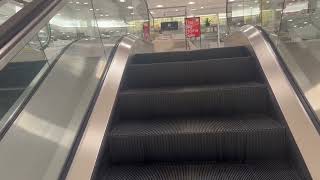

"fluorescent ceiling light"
[156, 5, 163, 8]
[229, 0, 235, 2]
[201, 7, 204, 9]
[288, 19, 293, 21]
[188, 1, 195, 5]
[175, 9, 179, 11]
[131, 12, 134, 15]
[120, 0, 126, 2]
[75, 1, 80, 4]
[83, 2, 88, 4]
[127, 6, 134, 9]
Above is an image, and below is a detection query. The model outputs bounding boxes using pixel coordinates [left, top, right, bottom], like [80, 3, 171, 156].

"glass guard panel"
[269, 0, 320, 119]
[0, 28, 49, 131]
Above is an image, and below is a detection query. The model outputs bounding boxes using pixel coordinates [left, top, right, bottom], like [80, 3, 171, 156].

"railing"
[0, 0, 150, 180]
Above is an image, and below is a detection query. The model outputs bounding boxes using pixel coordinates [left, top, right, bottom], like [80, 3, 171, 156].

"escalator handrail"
[0, 0, 64, 71]
[225, 25, 320, 179]
[64, 35, 139, 180]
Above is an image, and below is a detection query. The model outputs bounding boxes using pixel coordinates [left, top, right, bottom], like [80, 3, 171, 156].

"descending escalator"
[0, 61, 45, 118]
[96, 46, 306, 179]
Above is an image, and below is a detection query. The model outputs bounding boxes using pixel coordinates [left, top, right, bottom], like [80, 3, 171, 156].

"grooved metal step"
[118, 83, 270, 119]
[109, 115, 286, 163]
[122, 57, 261, 89]
[104, 161, 302, 180]
[130, 46, 250, 64]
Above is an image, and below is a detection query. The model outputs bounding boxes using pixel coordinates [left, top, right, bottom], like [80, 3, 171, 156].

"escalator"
[0, 0, 319, 179]
[0, 60, 45, 118]
[93, 46, 306, 179]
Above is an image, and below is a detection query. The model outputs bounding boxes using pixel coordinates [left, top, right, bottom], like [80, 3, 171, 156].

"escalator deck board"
[104, 161, 301, 180]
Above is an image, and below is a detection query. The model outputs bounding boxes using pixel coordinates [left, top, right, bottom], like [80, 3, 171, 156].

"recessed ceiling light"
[156, 5, 163, 8]
[229, 0, 235, 2]
[75, 1, 80, 4]
[120, 0, 126, 2]
[89, 8, 93, 10]
[131, 12, 134, 15]
[201, 7, 204, 9]
[100, 14, 103, 16]
[175, 9, 179, 11]
[105, 14, 109, 16]
[188, 1, 195, 5]
[304, 21, 308, 24]
[288, 19, 293, 22]
[191, 8, 197, 11]
[83, 2, 88, 4]
[96, 8, 100, 11]
[127, 6, 134, 9]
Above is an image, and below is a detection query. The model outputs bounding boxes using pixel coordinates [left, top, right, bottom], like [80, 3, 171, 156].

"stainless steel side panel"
[66, 36, 137, 180]
[226, 25, 320, 180]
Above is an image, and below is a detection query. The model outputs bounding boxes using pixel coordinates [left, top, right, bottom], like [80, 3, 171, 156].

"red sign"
[185, 17, 201, 38]
[143, 22, 150, 41]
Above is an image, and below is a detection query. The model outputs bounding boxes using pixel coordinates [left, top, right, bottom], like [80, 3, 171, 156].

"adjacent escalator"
[96, 46, 307, 179]
[0, 60, 46, 119]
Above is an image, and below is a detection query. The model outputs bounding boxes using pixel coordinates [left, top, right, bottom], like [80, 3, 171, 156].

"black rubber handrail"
[0, 0, 55, 48]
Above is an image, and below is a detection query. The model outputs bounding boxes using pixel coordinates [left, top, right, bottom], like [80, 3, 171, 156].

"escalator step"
[118, 83, 270, 119]
[130, 46, 250, 64]
[104, 161, 301, 180]
[122, 57, 261, 89]
[108, 115, 286, 163]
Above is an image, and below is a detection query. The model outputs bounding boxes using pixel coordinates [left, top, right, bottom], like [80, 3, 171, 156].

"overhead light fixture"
[156, 5, 163, 8]
[130, 12, 134, 15]
[238, 4, 242, 6]
[175, 9, 179, 11]
[69, 1, 73, 3]
[229, 0, 235, 2]
[120, 0, 126, 2]
[191, 8, 197, 11]
[127, 6, 134, 9]
[304, 21, 308, 24]
[75, 1, 80, 4]
[96, 8, 100, 11]
[188, 1, 195, 5]
[266, 0, 270, 3]
[89, 8, 93, 10]
[201, 7, 204, 9]
[288, 19, 293, 22]
[150, 11, 154, 14]
[100, 14, 103, 16]
[83, 2, 88, 4]
[105, 14, 109, 16]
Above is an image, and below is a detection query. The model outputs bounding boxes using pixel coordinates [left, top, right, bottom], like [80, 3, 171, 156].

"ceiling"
[146, 0, 227, 18]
